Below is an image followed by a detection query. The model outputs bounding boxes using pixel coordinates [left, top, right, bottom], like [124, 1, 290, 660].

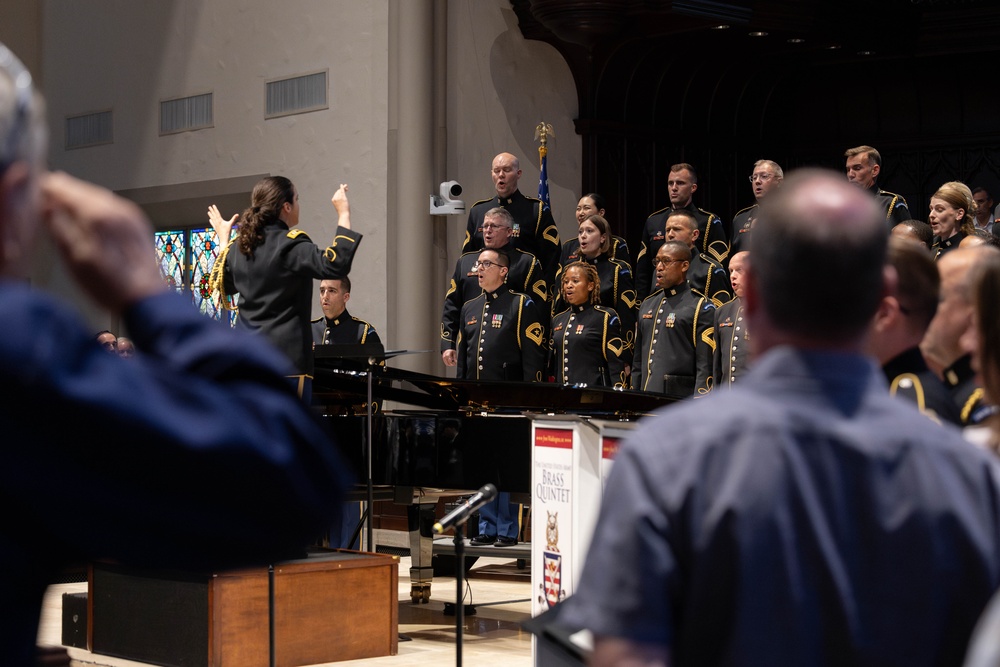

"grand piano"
[312, 345, 673, 601]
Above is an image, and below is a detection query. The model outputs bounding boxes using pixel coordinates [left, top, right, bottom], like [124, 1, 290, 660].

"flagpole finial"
[534, 121, 554, 146]
[535, 121, 554, 159]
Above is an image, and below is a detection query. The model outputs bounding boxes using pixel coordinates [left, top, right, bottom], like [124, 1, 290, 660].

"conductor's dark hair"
[237, 176, 296, 257]
[753, 169, 887, 341]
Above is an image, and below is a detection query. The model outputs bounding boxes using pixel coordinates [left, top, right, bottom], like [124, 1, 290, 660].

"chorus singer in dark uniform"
[558, 193, 632, 269]
[442, 207, 546, 366]
[311, 276, 381, 347]
[845, 145, 910, 229]
[730, 160, 783, 256]
[552, 214, 637, 356]
[457, 248, 546, 547]
[713, 250, 750, 389]
[209, 178, 361, 390]
[663, 209, 731, 306]
[550, 262, 627, 388]
[462, 152, 561, 289]
[635, 163, 727, 300]
[456, 248, 547, 382]
[632, 241, 715, 398]
[868, 238, 961, 425]
[928, 181, 977, 261]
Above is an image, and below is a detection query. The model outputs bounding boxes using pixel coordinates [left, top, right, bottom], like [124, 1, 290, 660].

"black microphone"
[433, 483, 498, 534]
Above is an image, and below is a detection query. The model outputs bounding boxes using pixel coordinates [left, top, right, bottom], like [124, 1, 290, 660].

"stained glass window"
[155, 227, 237, 326]
[155, 230, 185, 290]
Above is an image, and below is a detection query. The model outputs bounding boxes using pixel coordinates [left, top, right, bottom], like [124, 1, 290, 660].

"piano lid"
[312, 361, 674, 416]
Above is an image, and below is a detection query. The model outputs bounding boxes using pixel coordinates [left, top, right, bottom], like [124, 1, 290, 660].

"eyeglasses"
[473, 260, 507, 271]
[0, 42, 34, 172]
[655, 258, 685, 266]
[480, 223, 510, 232]
[749, 173, 774, 183]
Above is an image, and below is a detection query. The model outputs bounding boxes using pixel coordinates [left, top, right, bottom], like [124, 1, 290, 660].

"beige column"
[387, 0, 437, 374]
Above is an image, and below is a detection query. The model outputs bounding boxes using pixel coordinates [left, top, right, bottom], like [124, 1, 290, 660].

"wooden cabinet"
[90, 551, 398, 667]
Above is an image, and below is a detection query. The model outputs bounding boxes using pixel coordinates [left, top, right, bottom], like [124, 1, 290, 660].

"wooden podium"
[89, 551, 399, 667]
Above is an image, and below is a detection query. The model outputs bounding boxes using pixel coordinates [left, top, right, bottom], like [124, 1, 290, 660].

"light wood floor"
[37, 554, 534, 667]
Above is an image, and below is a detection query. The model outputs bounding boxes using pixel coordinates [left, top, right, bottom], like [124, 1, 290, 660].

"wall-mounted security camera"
[430, 180, 465, 215]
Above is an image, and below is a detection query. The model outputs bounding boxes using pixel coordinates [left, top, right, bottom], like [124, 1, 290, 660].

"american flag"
[538, 144, 551, 212]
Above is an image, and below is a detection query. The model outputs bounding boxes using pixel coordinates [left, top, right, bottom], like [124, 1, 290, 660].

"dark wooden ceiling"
[509, 0, 1000, 244]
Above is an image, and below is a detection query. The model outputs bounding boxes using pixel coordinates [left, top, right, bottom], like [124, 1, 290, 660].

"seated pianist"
[311, 276, 381, 347]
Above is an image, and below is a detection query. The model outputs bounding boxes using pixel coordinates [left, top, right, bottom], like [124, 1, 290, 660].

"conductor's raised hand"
[207, 204, 237, 242]
[331, 183, 351, 229]
[42, 172, 166, 314]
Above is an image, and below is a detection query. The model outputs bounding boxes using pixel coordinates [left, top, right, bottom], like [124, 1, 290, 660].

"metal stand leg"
[408, 503, 435, 603]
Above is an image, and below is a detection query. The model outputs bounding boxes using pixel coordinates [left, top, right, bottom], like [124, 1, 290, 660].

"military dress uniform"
[869, 184, 910, 230]
[713, 297, 749, 389]
[932, 233, 966, 261]
[213, 221, 362, 375]
[882, 346, 961, 425]
[686, 247, 732, 307]
[631, 281, 715, 397]
[552, 253, 638, 356]
[462, 190, 561, 288]
[311, 309, 381, 347]
[456, 288, 547, 382]
[635, 201, 728, 300]
[440, 244, 547, 355]
[729, 203, 759, 256]
[944, 354, 996, 426]
[549, 303, 627, 388]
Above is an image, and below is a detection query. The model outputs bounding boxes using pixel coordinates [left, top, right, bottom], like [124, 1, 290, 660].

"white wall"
[39, 0, 389, 332]
[21, 0, 582, 358]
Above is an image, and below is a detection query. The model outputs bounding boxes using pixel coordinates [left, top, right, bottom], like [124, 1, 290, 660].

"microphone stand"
[453, 523, 467, 667]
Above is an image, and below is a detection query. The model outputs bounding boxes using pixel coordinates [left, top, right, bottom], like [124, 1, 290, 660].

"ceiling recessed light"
[749, 31, 768, 37]
[827, 45, 842, 50]
[788, 38, 805, 44]
[858, 50, 874, 56]
[711, 24, 730, 30]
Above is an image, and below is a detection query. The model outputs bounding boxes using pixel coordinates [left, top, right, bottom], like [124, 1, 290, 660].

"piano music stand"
[313, 344, 429, 552]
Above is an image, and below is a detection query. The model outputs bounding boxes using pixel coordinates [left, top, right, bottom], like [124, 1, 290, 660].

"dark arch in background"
[512, 0, 1000, 253]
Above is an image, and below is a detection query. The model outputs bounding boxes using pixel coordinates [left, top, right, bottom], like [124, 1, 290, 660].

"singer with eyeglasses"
[456, 247, 547, 546]
[440, 207, 547, 368]
[730, 159, 784, 256]
[461, 152, 560, 289]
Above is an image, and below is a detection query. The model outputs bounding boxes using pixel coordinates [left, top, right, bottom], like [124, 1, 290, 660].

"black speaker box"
[61, 592, 88, 649]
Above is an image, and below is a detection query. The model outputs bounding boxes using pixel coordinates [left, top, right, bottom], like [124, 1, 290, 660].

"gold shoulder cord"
[962, 388, 985, 424]
[889, 373, 927, 412]
[886, 195, 898, 220]
[208, 241, 238, 311]
[691, 297, 703, 348]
